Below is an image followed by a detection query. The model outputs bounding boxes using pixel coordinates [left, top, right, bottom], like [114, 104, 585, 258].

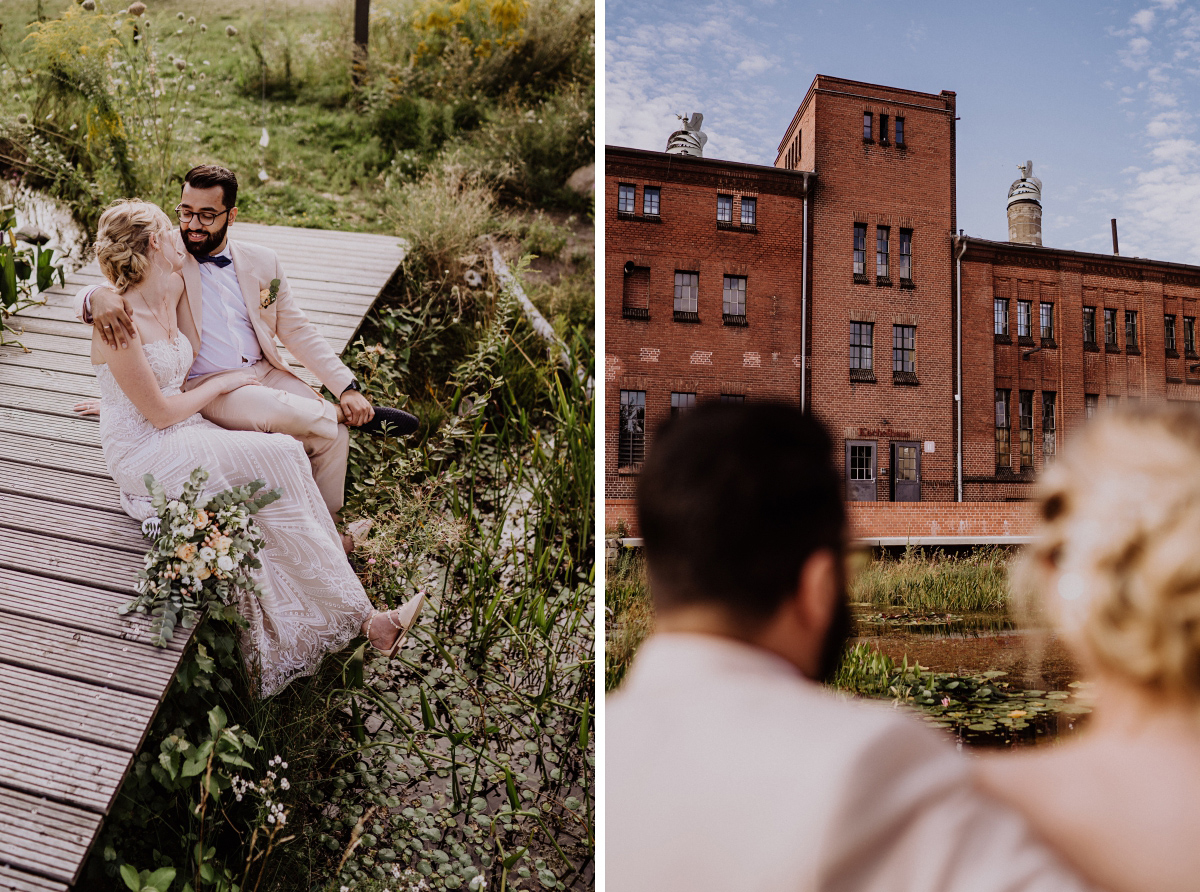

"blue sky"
[606, 1, 1200, 265]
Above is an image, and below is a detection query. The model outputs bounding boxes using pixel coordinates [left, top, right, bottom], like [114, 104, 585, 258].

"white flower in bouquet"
[199, 546, 217, 563]
[217, 554, 235, 573]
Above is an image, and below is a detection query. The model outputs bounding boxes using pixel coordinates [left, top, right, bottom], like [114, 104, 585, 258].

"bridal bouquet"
[120, 467, 282, 646]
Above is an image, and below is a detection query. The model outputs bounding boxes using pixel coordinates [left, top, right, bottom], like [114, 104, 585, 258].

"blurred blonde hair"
[1014, 403, 1200, 701]
[94, 199, 170, 293]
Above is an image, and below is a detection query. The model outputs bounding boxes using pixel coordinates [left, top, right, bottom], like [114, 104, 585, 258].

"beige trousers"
[185, 361, 348, 518]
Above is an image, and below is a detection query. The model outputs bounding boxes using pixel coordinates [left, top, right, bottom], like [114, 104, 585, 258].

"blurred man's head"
[636, 401, 851, 680]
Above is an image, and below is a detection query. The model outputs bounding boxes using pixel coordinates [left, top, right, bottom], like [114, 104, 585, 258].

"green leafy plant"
[0, 203, 66, 345]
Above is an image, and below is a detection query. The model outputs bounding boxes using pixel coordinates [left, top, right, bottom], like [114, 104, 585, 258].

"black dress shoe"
[358, 406, 419, 437]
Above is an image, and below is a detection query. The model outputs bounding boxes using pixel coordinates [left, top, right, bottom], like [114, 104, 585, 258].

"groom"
[81, 164, 413, 542]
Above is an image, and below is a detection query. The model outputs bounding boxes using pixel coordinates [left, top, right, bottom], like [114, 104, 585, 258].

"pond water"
[853, 605, 1090, 748]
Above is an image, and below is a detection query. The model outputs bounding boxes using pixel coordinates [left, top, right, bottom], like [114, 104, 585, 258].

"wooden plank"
[0, 346, 95, 378]
[0, 433, 108, 478]
[0, 568, 183, 648]
[0, 366, 100, 399]
[0, 613, 185, 696]
[0, 664, 159, 751]
[0, 384, 99, 418]
[0, 864, 71, 892]
[0, 492, 146, 553]
[0, 529, 141, 592]
[0, 459, 123, 513]
[0, 789, 99, 886]
[0, 404, 101, 448]
[0, 718, 131, 813]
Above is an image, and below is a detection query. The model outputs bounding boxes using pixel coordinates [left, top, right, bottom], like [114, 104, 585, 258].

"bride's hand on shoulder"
[91, 286, 137, 350]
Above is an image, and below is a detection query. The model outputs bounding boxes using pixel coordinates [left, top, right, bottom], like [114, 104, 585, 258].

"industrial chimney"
[666, 113, 708, 157]
[1007, 161, 1043, 246]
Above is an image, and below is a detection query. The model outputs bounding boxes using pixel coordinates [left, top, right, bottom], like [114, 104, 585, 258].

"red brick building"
[605, 75, 1200, 533]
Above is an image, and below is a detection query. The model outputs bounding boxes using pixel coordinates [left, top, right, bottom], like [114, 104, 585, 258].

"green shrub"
[381, 164, 499, 274]
[850, 546, 1011, 613]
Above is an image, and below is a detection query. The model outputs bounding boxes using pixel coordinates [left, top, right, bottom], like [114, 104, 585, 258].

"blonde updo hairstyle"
[1014, 404, 1200, 704]
[94, 199, 171, 294]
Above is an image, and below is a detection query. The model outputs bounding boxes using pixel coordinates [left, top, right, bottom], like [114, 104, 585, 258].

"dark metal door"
[891, 441, 920, 502]
[845, 440, 877, 501]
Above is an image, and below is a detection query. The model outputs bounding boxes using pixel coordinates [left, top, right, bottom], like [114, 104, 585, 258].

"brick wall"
[845, 501, 1037, 540]
[604, 150, 811, 500]
[605, 499, 1038, 541]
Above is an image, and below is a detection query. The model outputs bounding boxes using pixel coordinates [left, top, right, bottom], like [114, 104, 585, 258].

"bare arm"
[94, 329, 258, 429]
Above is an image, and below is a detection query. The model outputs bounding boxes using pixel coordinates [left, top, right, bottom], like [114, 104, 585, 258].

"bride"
[976, 404, 1200, 892]
[89, 198, 421, 696]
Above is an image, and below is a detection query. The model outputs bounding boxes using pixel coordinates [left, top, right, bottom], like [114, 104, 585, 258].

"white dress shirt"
[187, 246, 262, 379]
[607, 633, 1099, 892]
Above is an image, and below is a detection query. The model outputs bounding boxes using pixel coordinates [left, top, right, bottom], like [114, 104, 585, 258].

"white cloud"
[1131, 8, 1156, 31]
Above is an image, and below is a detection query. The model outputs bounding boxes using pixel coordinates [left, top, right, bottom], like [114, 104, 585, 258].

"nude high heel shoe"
[370, 591, 426, 657]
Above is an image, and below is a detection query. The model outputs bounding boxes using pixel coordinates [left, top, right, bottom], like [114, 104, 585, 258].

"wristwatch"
[341, 379, 362, 397]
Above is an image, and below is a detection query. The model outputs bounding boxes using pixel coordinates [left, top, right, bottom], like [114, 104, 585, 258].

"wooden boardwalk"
[0, 222, 405, 890]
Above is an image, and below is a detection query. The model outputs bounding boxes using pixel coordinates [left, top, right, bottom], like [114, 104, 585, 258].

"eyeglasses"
[174, 205, 230, 226]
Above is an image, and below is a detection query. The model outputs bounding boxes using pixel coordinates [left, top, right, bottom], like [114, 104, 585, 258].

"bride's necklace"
[129, 283, 176, 340]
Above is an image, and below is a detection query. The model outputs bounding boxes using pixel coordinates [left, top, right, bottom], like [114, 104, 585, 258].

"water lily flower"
[940, 696, 951, 707]
[1008, 709, 1028, 718]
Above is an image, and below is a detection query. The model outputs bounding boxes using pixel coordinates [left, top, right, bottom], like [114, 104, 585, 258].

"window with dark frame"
[720, 394, 745, 404]
[618, 390, 645, 467]
[863, 112, 873, 141]
[1107, 394, 1120, 410]
[643, 186, 660, 216]
[722, 275, 747, 319]
[893, 324, 915, 374]
[898, 229, 912, 281]
[1187, 316, 1197, 355]
[876, 226, 890, 279]
[1083, 306, 1097, 345]
[995, 389, 1011, 469]
[994, 298, 1009, 336]
[670, 392, 695, 417]
[1019, 390, 1034, 469]
[618, 184, 636, 214]
[740, 196, 757, 226]
[717, 194, 733, 223]
[1166, 314, 1177, 352]
[895, 116, 905, 145]
[1040, 303, 1054, 340]
[1042, 392, 1057, 457]
[1126, 310, 1139, 349]
[673, 271, 699, 316]
[1085, 394, 1099, 419]
[850, 322, 874, 371]
[853, 224, 867, 276]
[1105, 309, 1119, 347]
[1017, 300, 1032, 339]
[879, 114, 890, 144]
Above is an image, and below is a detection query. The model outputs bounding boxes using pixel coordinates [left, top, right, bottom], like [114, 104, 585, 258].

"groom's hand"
[339, 388, 374, 426]
[91, 290, 138, 349]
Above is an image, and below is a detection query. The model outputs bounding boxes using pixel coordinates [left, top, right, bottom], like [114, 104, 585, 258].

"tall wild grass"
[850, 546, 1011, 613]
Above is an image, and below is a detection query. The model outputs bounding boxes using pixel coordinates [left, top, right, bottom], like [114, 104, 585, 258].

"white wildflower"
[226, 24, 238, 37]
[176, 11, 184, 18]
[200, 23, 207, 32]
[187, 16, 195, 24]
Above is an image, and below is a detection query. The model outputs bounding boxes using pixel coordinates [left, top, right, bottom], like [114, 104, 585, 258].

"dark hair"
[637, 402, 846, 624]
[183, 164, 238, 209]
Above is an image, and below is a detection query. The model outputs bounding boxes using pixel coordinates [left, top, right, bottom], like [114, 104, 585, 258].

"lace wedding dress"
[95, 333, 373, 696]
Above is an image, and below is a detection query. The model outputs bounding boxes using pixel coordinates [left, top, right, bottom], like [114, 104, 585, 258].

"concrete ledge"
[614, 535, 1033, 549]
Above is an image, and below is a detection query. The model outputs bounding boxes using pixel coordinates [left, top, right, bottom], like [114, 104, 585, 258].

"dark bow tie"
[197, 254, 232, 268]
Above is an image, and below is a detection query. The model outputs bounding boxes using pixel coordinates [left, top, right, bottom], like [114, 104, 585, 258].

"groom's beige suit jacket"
[174, 235, 355, 397]
[607, 633, 1100, 892]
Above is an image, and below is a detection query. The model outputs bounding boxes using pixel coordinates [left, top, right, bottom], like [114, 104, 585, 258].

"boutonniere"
[260, 278, 280, 309]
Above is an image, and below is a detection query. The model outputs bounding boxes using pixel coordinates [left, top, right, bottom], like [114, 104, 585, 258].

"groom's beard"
[181, 221, 229, 257]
